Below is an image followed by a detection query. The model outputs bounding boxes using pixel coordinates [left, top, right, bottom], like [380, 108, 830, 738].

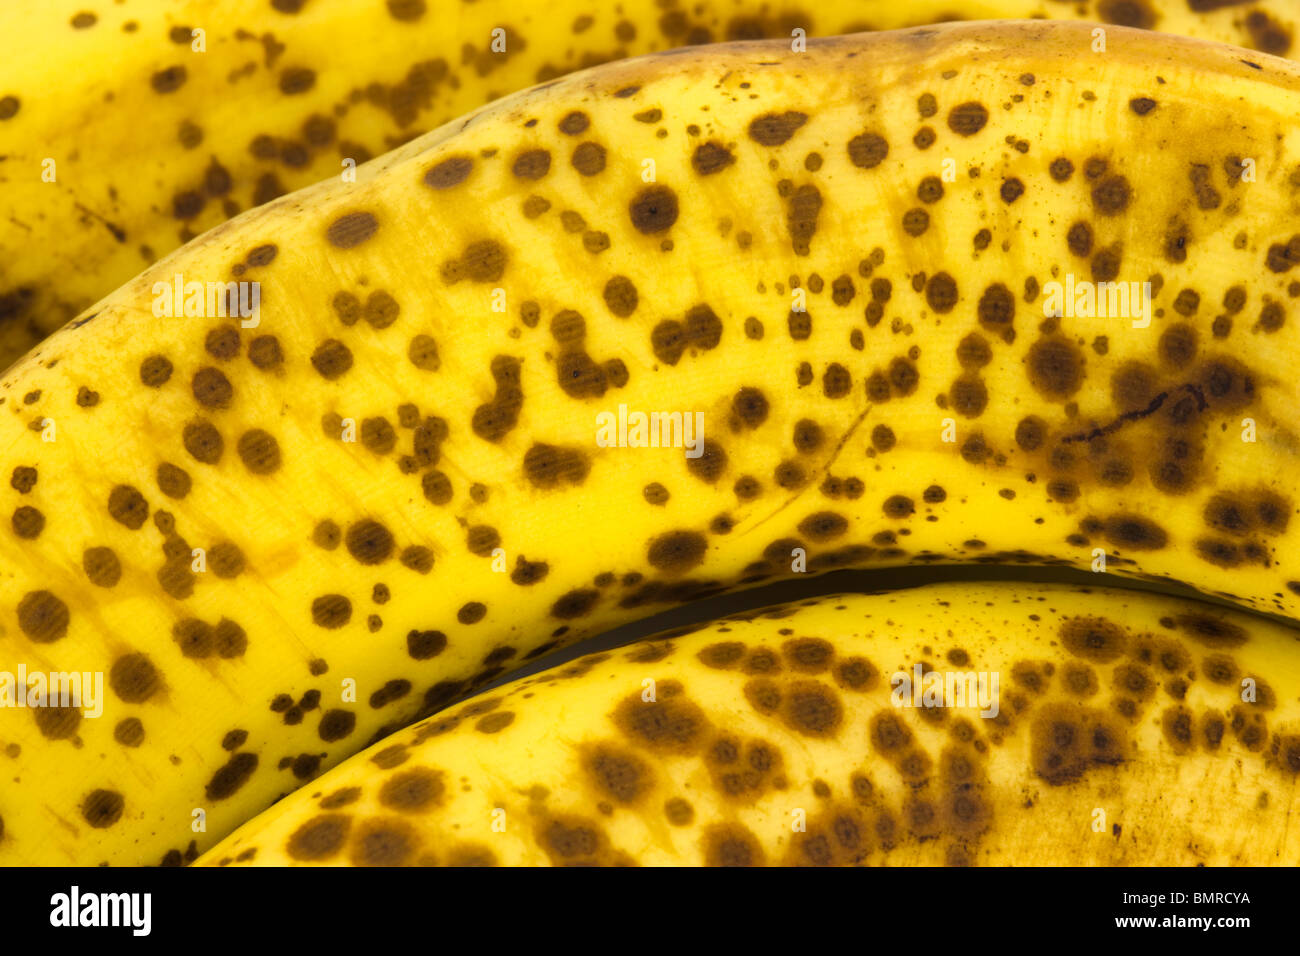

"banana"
[197, 581, 1300, 866]
[2, 0, 1297, 367]
[5, 20, 1300, 865]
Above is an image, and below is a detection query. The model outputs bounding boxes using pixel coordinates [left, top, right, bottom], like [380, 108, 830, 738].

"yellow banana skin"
[198, 582, 1300, 866]
[1, 0, 1297, 366]
[5, 20, 1300, 865]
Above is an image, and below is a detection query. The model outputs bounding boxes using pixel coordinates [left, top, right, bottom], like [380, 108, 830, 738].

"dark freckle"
[1026, 336, 1084, 399]
[925, 272, 958, 313]
[685, 304, 722, 350]
[1097, 0, 1156, 28]
[647, 530, 707, 574]
[317, 709, 355, 742]
[798, 511, 848, 541]
[977, 283, 1015, 339]
[523, 443, 589, 490]
[792, 419, 824, 453]
[237, 429, 281, 475]
[10, 466, 36, 494]
[947, 101, 989, 136]
[871, 712, 912, 753]
[956, 333, 991, 369]
[747, 110, 807, 147]
[1090, 245, 1122, 282]
[774, 460, 806, 489]
[571, 142, 606, 176]
[172, 190, 204, 220]
[788, 310, 811, 340]
[246, 332, 283, 369]
[1159, 323, 1198, 368]
[692, 141, 735, 175]
[326, 211, 378, 249]
[847, 131, 889, 169]
[558, 111, 590, 135]
[950, 375, 988, 418]
[279, 67, 316, 95]
[902, 208, 929, 237]
[311, 339, 354, 380]
[1129, 97, 1157, 115]
[883, 495, 914, 519]
[443, 239, 507, 284]
[424, 156, 473, 189]
[245, 243, 277, 268]
[107, 485, 149, 530]
[1256, 300, 1286, 333]
[699, 643, 746, 669]
[1244, 9, 1292, 55]
[151, 65, 188, 94]
[889, 357, 919, 396]
[687, 441, 728, 484]
[823, 364, 851, 399]
[786, 184, 823, 256]
[629, 185, 678, 234]
[1067, 221, 1094, 257]
[781, 681, 843, 737]
[191, 367, 233, 408]
[651, 320, 686, 365]
[1091, 175, 1132, 215]
[733, 390, 769, 434]
[1174, 612, 1247, 648]
[1049, 157, 1074, 182]
[140, 354, 174, 387]
[643, 482, 670, 506]
[958, 432, 989, 465]
[917, 176, 944, 204]
[12, 506, 44, 540]
[311, 594, 351, 629]
[1104, 514, 1168, 550]
[1109, 360, 1157, 412]
[183, 420, 224, 464]
[205, 753, 258, 801]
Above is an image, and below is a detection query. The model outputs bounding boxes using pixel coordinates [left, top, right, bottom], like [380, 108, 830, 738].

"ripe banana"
[197, 581, 1300, 866]
[2, 0, 1297, 366]
[5, 20, 1300, 865]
